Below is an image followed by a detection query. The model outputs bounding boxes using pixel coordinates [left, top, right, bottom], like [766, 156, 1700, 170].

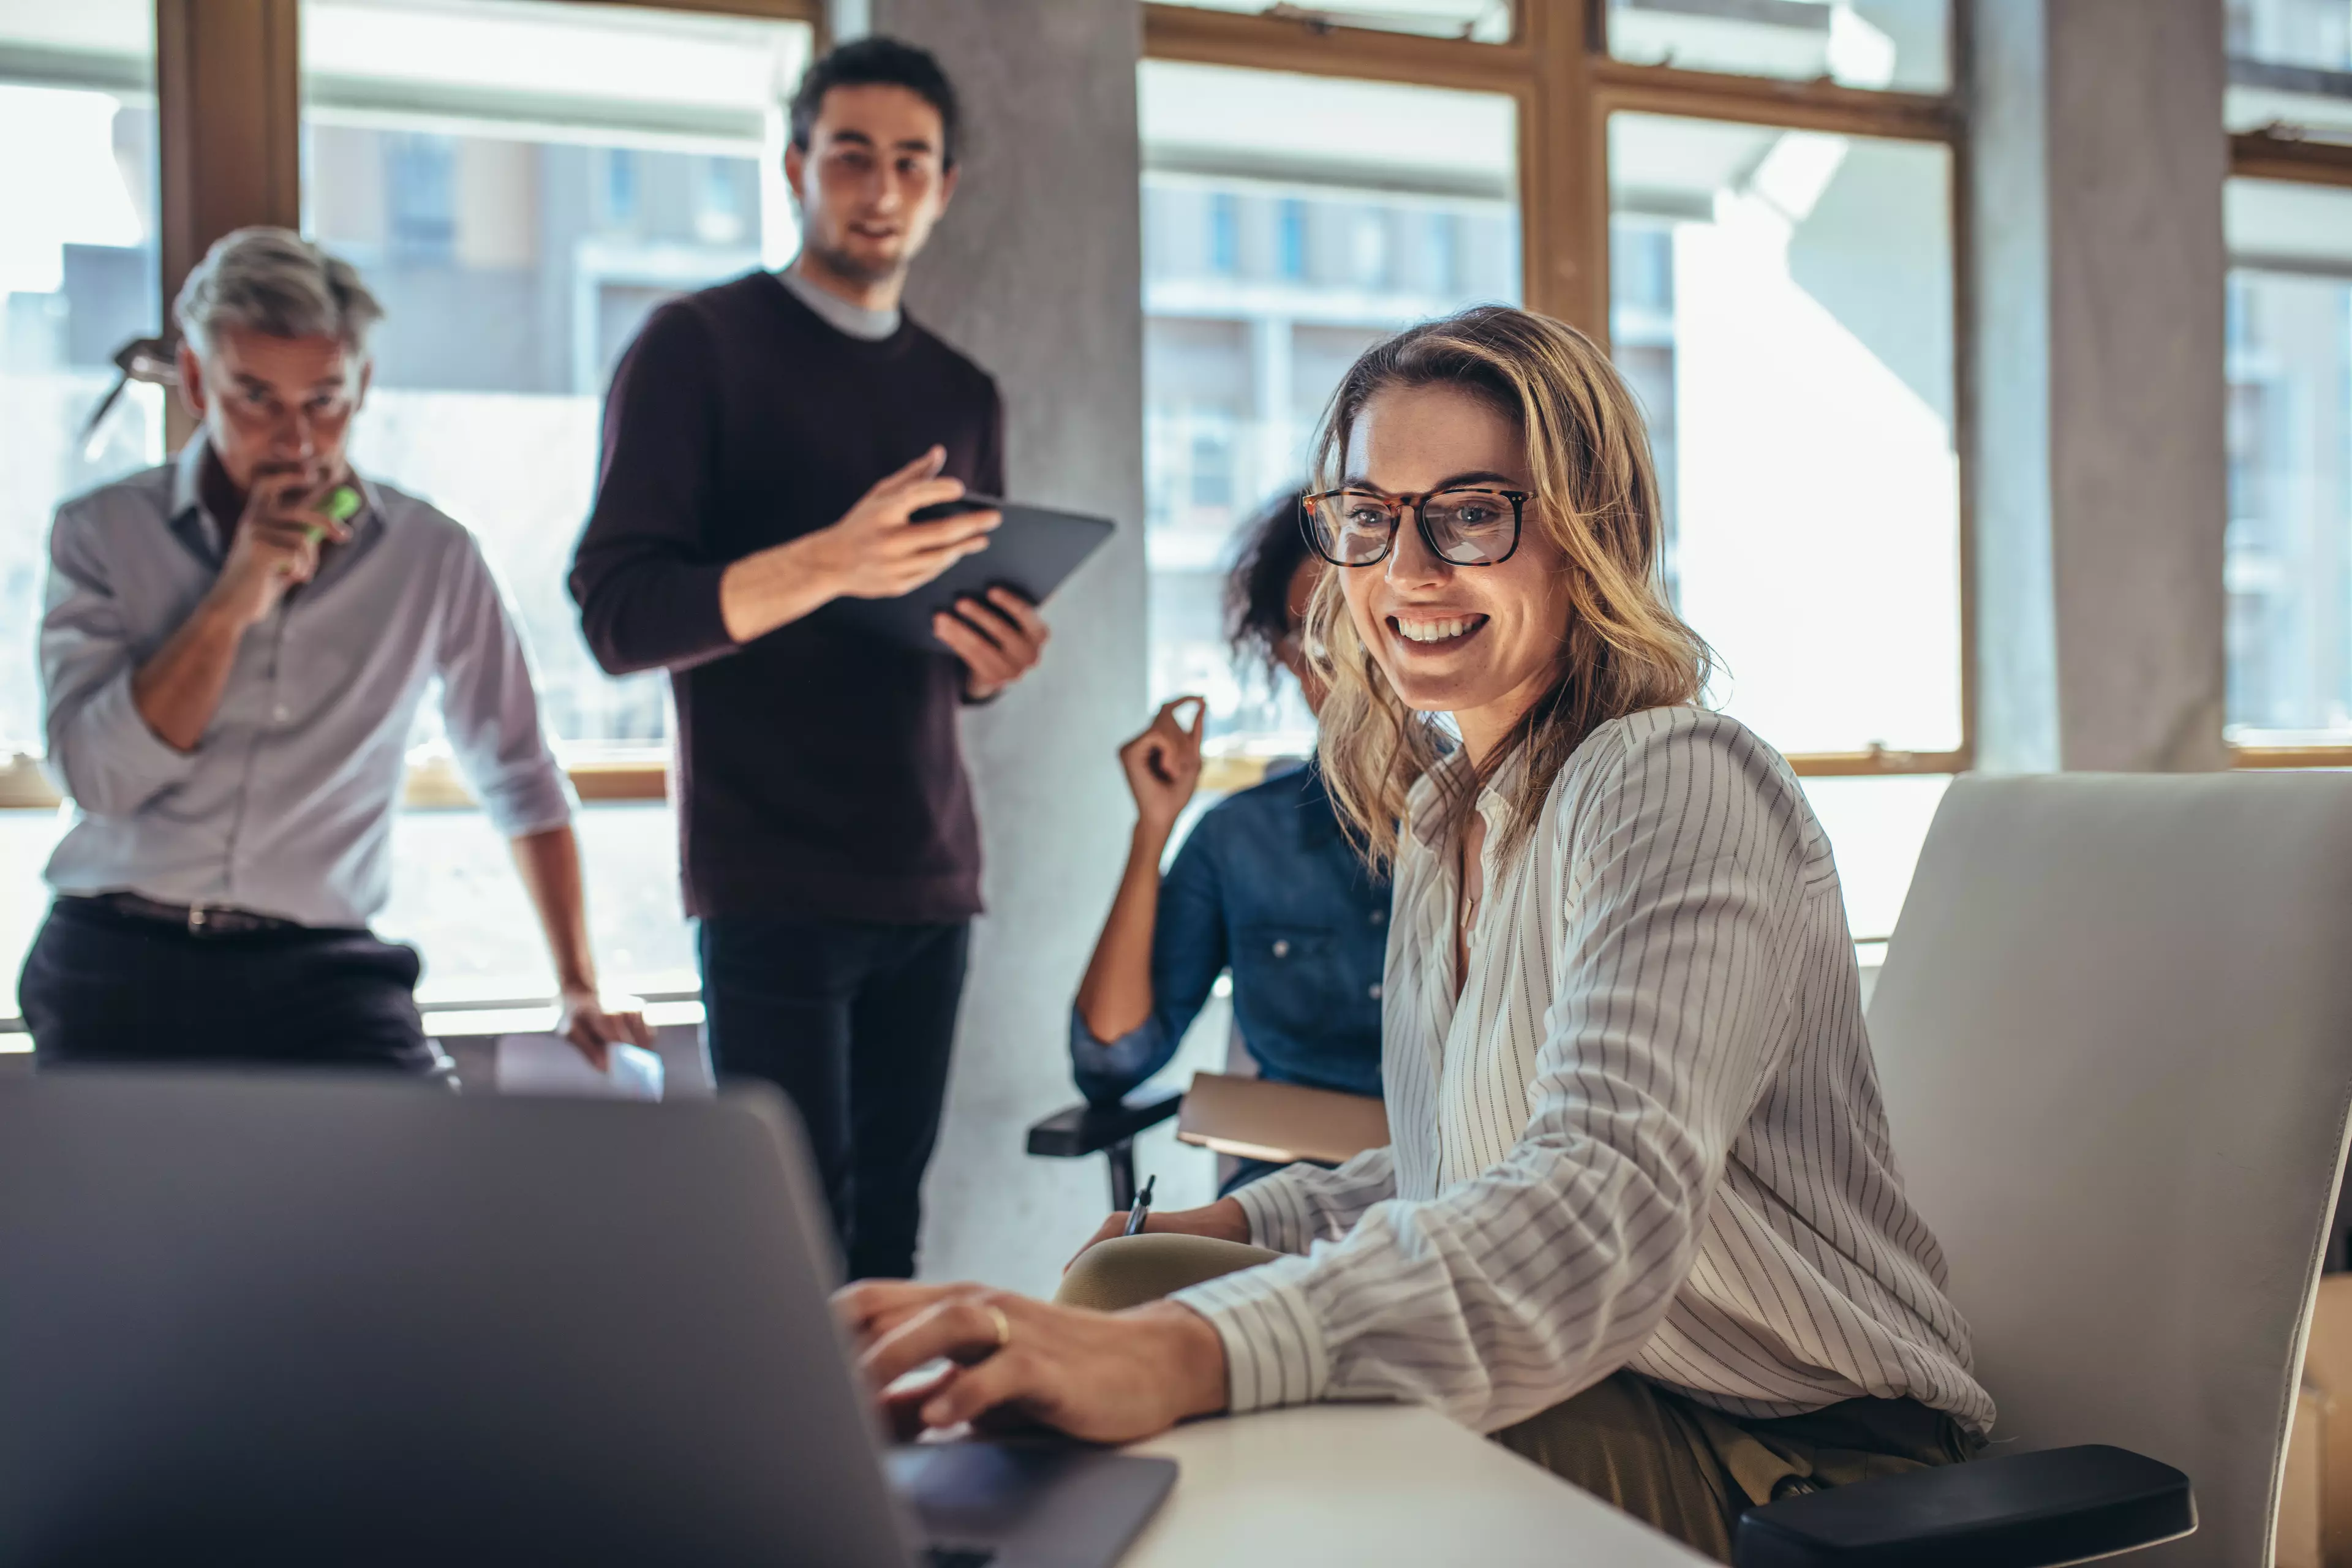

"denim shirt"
[1069, 760, 1389, 1105]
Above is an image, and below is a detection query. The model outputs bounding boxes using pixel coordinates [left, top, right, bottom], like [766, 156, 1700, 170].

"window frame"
[2225, 117, 2352, 767]
[0, 0, 2063, 1046]
[1141, 0, 1973, 780]
[0, 0, 1973, 813]
[0, 0, 825, 816]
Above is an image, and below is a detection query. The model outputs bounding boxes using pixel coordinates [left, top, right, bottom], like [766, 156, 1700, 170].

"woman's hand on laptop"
[835, 1281, 1227, 1444]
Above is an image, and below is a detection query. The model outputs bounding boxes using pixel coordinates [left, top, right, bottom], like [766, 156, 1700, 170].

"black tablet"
[824, 495, 1116, 655]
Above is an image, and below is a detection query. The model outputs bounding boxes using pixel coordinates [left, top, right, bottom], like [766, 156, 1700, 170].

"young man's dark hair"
[1223, 486, 1316, 672]
[789, 35, 963, 170]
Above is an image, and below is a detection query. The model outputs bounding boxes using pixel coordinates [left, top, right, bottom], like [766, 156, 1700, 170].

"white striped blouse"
[1170, 706, 1995, 1437]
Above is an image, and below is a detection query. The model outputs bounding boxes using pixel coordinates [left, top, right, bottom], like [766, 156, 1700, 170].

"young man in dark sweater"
[568, 38, 1049, 1281]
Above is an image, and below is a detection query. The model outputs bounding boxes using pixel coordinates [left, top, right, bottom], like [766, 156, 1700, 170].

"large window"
[0, 1, 813, 1026]
[0, 0, 160, 1019]
[2227, 0, 2352, 134]
[1138, 1, 1966, 948]
[2226, 1, 2352, 763]
[2, 0, 1989, 1025]
[0, 0, 161, 770]
[1605, 110, 1960, 935]
[1139, 60, 1520, 765]
[1605, 0, 1950, 93]
[1607, 112, 1961, 759]
[2224, 179, 2352, 747]
[294, 0, 810, 1006]
[374, 801, 696, 1008]
[302, 0, 810, 763]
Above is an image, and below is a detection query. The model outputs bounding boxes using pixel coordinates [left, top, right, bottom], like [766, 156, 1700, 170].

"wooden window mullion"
[156, 0, 303, 450]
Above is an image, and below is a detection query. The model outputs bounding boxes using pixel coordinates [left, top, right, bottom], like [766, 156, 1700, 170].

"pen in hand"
[1124, 1174, 1156, 1237]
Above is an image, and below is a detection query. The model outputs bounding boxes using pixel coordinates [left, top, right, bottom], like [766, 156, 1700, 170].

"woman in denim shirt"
[1069, 493, 1389, 1188]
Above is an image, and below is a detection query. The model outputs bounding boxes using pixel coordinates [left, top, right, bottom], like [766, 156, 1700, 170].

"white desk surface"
[1119, 1403, 1713, 1567]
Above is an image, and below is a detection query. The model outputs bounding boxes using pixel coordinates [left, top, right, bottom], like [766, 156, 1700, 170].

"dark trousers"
[698, 915, 970, 1283]
[18, 897, 443, 1075]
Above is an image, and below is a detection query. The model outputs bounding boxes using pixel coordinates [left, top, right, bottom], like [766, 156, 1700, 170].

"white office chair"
[1737, 771, 2352, 1566]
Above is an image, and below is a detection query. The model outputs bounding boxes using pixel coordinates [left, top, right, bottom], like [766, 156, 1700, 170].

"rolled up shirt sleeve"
[435, 530, 575, 839]
[39, 499, 202, 816]
[1068, 1005, 1174, 1107]
[1172, 724, 1807, 1431]
[1226, 1143, 1398, 1254]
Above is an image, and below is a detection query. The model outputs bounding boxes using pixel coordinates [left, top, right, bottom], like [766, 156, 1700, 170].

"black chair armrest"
[1733, 1444, 2193, 1568]
[1025, 1088, 1185, 1159]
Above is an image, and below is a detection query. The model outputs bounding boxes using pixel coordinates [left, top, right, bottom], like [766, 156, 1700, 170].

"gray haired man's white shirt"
[38, 439, 574, 929]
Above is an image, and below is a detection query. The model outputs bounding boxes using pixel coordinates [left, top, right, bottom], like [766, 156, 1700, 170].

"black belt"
[69, 892, 304, 937]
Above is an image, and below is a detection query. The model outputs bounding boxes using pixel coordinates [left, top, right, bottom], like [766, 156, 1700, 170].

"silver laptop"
[0, 1071, 1175, 1567]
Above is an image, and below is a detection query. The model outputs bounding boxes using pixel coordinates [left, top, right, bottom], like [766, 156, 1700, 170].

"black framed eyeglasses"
[1300, 486, 1529, 568]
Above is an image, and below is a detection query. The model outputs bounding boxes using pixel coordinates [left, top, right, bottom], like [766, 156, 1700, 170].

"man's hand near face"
[208, 468, 353, 629]
[132, 466, 353, 753]
[935, 586, 1050, 701]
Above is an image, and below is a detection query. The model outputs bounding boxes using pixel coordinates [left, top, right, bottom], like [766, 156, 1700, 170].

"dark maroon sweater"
[568, 273, 1003, 922]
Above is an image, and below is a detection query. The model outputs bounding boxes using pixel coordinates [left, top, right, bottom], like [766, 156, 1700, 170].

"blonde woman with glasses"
[835, 306, 1991, 1560]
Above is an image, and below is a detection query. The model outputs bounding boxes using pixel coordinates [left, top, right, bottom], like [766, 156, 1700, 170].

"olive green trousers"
[1058, 1234, 1979, 1564]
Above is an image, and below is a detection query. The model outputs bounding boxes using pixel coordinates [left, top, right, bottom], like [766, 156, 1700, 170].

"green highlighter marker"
[311, 484, 363, 544]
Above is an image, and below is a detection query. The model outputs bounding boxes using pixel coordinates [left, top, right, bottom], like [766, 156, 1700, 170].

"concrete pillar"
[832, 0, 1148, 1291]
[1968, 0, 2230, 772]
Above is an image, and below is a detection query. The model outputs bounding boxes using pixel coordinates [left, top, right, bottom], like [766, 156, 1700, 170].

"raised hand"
[1118, 696, 1206, 832]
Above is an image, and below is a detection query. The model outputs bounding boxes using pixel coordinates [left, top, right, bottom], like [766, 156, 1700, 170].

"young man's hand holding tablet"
[828, 487, 1115, 696]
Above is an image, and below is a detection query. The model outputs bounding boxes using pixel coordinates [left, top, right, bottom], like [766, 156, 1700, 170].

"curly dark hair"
[790, 36, 962, 170]
[1222, 486, 1316, 674]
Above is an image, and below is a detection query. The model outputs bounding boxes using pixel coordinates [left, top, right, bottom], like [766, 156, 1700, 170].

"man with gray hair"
[22, 226, 648, 1075]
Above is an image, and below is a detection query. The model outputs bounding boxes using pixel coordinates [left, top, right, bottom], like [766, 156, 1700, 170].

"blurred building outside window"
[2223, 176, 2352, 745]
[1606, 111, 1961, 761]
[1604, 0, 1950, 94]
[0, 0, 161, 1019]
[1606, 111, 1963, 938]
[2223, 1, 2352, 752]
[2228, 0, 2352, 123]
[1139, 59, 1521, 774]
[299, 0, 807, 761]
[295, 0, 811, 1006]
[0, 0, 1993, 1014]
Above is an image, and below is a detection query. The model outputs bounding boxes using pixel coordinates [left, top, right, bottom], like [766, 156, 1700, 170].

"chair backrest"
[1867, 771, 2352, 1568]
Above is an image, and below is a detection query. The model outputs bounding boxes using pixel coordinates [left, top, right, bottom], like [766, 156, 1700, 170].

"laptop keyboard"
[923, 1547, 996, 1568]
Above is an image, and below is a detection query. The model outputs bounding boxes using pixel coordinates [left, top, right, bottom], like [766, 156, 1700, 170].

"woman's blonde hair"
[1305, 305, 1712, 867]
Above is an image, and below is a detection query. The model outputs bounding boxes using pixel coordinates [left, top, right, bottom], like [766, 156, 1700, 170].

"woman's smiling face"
[1336, 382, 1572, 763]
